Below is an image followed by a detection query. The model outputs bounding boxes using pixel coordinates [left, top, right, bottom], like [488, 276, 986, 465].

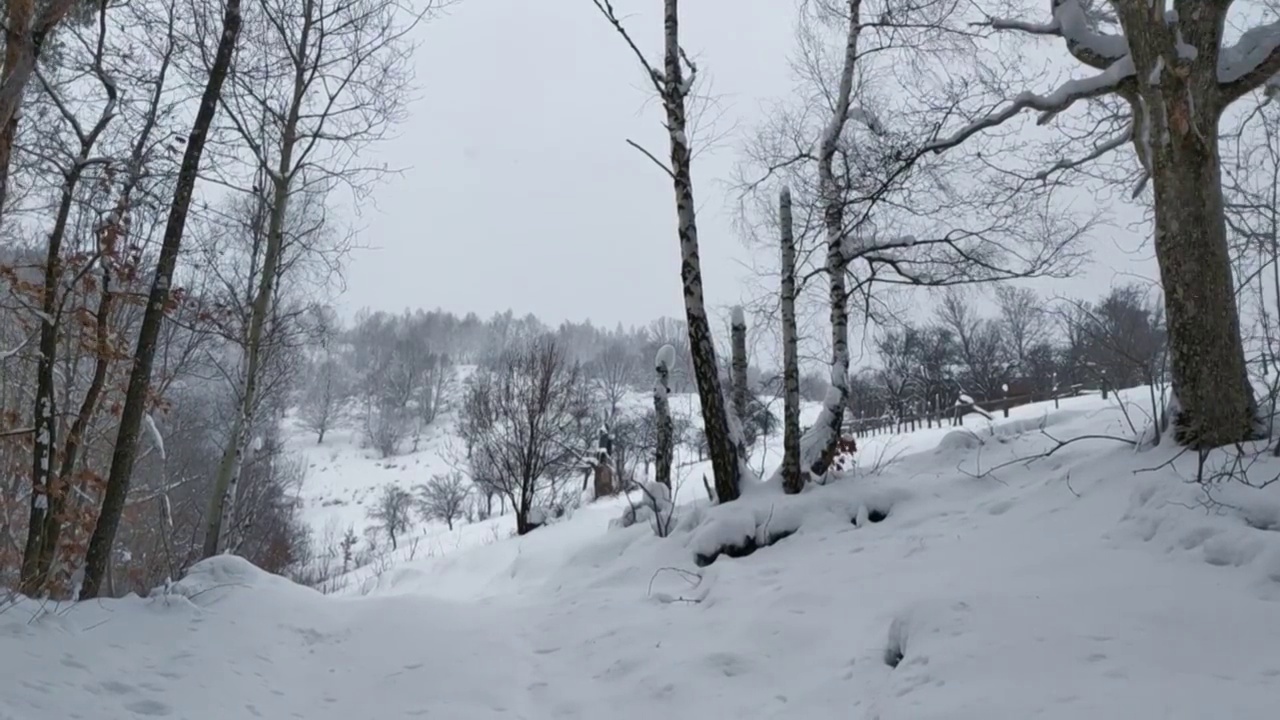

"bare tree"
[735, 0, 1083, 475]
[18, 0, 120, 594]
[456, 335, 587, 535]
[298, 353, 350, 444]
[416, 472, 469, 531]
[936, 289, 1009, 397]
[589, 340, 638, 422]
[80, 0, 243, 600]
[805, 0, 864, 476]
[589, 0, 743, 503]
[925, 0, 1280, 447]
[995, 285, 1046, 374]
[202, 0, 424, 558]
[367, 483, 413, 550]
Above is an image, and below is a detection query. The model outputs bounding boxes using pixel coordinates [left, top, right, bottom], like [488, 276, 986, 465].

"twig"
[626, 138, 674, 178]
[647, 566, 703, 604]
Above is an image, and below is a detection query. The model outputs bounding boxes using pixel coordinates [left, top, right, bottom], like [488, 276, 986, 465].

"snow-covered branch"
[925, 56, 1133, 154]
[0, 334, 31, 361]
[1032, 122, 1131, 181]
[979, 0, 1128, 70]
[1219, 18, 1280, 103]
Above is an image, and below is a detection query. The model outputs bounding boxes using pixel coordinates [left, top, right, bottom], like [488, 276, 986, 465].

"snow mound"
[685, 482, 910, 566]
[165, 555, 320, 607]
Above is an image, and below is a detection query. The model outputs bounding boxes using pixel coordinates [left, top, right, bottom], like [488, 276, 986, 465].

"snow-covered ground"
[5, 389, 1280, 719]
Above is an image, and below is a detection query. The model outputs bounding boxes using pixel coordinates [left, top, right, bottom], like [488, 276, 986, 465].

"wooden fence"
[846, 384, 1090, 439]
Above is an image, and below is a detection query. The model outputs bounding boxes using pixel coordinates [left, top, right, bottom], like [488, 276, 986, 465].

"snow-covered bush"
[613, 481, 676, 538]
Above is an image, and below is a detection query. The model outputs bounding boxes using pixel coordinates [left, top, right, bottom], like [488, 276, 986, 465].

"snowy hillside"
[5, 389, 1280, 719]
[285, 380, 829, 582]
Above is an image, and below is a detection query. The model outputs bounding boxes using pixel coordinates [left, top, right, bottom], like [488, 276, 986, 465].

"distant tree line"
[848, 285, 1167, 426]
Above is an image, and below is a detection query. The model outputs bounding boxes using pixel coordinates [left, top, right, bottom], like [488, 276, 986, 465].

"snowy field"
[4, 388, 1280, 719]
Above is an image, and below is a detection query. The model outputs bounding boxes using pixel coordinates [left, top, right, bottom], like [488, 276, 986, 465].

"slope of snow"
[5, 389, 1280, 719]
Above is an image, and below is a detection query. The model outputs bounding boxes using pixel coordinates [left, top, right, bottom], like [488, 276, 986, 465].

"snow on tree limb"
[1218, 18, 1280, 102]
[1032, 123, 1132, 181]
[981, 0, 1128, 70]
[655, 344, 676, 372]
[0, 335, 30, 360]
[144, 414, 166, 461]
[925, 55, 1133, 155]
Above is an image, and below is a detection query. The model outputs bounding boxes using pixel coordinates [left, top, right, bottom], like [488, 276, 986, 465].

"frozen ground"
[4, 389, 1280, 719]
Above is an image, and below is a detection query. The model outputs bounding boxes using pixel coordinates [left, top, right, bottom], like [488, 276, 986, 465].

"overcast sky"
[339, 0, 1158, 329]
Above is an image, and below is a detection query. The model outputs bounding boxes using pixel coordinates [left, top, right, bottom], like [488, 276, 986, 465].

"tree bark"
[0, 0, 78, 218]
[20, 22, 119, 592]
[205, 0, 313, 558]
[779, 188, 806, 494]
[1148, 124, 1254, 446]
[661, 0, 740, 503]
[1115, 4, 1257, 447]
[730, 307, 748, 424]
[79, 0, 243, 600]
[653, 350, 674, 488]
[805, 0, 862, 477]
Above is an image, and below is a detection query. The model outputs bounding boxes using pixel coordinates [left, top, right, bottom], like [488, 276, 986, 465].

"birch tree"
[653, 344, 675, 488]
[779, 188, 806, 494]
[589, 0, 744, 503]
[737, 0, 1086, 478]
[925, 0, 1280, 447]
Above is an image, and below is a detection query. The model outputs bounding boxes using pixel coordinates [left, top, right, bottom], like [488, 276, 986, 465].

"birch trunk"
[661, 0, 740, 502]
[730, 307, 748, 424]
[80, 0, 243, 600]
[653, 349, 674, 488]
[802, 0, 862, 477]
[779, 188, 806, 494]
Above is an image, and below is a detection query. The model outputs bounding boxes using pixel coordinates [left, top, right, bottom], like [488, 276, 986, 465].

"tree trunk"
[28, 273, 114, 596]
[779, 188, 806, 494]
[0, 0, 77, 218]
[730, 307, 748, 424]
[19, 188, 69, 592]
[1149, 127, 1255, 446]
[79, 0, 243, 600]
[204, 0, 312, 556]
[800, 0, 861, 478]
[592, 458, 613, 499]
[654, 355, 674, 488]
[20, 112, 116, 593]
[661, 0, 740, 503]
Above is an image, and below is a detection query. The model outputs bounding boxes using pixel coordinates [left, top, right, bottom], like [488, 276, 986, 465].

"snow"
[1148, 55, 1164, 86]
[655, 343, 676, 372]
[143, 413, 165, 461]
[5, 389, 1280, 718]
[730, 305, 745, 327]
[1218, 20, 1280, 85]
[1051, 0, 1130, 63]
